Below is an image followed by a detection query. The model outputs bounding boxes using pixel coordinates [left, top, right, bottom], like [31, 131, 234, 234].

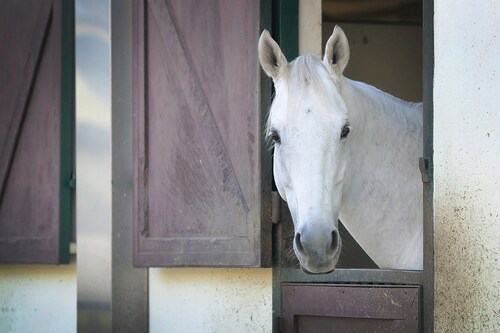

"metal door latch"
[419, 157, 430, 183]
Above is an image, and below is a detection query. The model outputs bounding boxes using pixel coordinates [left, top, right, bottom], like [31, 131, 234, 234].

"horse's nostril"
[295, 229, 339, 259]
[330, 230, 340, 253]
[295, 233, 305, 255]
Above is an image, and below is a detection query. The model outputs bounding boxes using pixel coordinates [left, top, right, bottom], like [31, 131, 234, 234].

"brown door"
[282, 284, 420, 333]
[0, 0, 73, 263]
[133, 0, 271, 267]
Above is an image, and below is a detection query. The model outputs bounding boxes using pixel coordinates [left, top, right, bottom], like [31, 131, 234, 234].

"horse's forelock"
[286, 55, 339, 109]
[266, 54, 344, 142]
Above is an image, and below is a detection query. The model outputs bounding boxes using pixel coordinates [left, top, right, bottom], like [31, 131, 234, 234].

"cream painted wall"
[299, 0, 321, 55]
[434, 1, 500, 332]
[149, 268, 272, 333]
[0, 264, 76, 333]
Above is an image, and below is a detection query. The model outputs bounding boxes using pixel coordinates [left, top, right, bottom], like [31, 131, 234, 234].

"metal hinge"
[68, 173, 76, 189]
[271, 191, 281, 224]
[419, 157, 430, 183]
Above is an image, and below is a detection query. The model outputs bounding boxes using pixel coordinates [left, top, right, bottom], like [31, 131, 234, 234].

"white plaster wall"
[149, 268, 272, 333]
[0, 264, 76, 333]
[434, 1, 500, 332]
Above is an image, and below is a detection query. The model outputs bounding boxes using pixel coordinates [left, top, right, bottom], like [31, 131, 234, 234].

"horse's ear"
[323, 25, 349, 79]
[258, 30, 288, 80]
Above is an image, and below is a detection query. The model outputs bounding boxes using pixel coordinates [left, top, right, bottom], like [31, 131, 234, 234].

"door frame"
[270, 1, 434, 332]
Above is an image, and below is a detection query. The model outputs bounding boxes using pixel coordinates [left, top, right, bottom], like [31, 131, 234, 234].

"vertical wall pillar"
[76, 1, 148, 331]
[111, 0, 149, 331]
[76, 0, 112, 330]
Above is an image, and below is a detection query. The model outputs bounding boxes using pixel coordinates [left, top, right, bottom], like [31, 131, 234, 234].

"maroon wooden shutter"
[133, 0, 270, 266]
[0, 0, 71, 263]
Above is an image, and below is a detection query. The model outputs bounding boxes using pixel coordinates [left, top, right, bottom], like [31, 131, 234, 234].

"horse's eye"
[270, 130, 281, 144]
[340, 124, 351, 139]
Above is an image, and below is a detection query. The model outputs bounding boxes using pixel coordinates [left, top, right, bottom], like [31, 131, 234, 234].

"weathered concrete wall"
[149, 268, 272, 333]
[434, 1, 500, 331]
[0, 264, 76, 333]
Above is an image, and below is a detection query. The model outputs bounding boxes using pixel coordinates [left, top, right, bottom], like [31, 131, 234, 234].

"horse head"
[259, 26, 352, 274]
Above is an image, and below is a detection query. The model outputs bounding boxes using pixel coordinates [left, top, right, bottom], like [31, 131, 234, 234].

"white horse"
[259, 26, 423, 274]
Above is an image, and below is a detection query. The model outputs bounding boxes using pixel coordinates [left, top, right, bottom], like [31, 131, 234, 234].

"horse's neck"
[339, 77, 423, 270]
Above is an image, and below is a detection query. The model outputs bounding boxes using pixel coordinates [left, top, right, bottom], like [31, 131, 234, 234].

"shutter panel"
[282, 284, 420, 332]
[0, 0, 72, 263]
[133, 0, 270, 266]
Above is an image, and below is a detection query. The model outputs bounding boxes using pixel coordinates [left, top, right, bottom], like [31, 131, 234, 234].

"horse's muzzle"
[301, 266, 336, 275]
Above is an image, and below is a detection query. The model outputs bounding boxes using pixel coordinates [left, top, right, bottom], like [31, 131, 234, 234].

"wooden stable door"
[0, 0, 73, 264]
[281, 284, 420, 333]
[270, 1, 431, 332]
[133, 0, 271, 267]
